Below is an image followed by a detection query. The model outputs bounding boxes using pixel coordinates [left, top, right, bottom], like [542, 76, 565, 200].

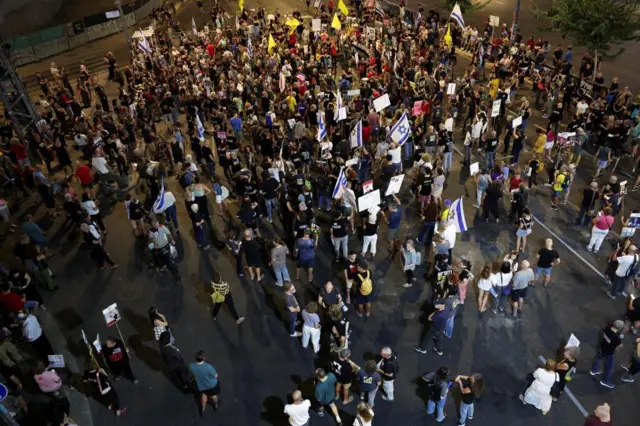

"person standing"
[83, 366, 127, 416]
[515, 208, 533, 253]
[283, 390, 311, 426]
[284, 281, 302, 338]
[295, 229, 316, 285]
[576, 182, 599, 228]
[551, 346, 579, 400]
[243, 229, 264, 281]
[189, 204, 210, 249]
[483, 180, 503, 223]
[301, 302, 321, 353]
[313, 368, 342, 424]
[520, 359, 558, 415]
[590, 320, 625, 389]
[362, 213, 379, 258]
[225, 230, 244, 277]
[621, 337, 640, 383]
[510, 260, 534, 318]
[401, 239, 421, 288]
[188, 350, 220, 415]
[332, 348, 355, 405]
[210, 273, 245, 324]
[102, 337, 137, 383]
[348, 359, 381, 408]
[355, 402, 375, 425]
[270, 237, 290, 287]
[384, 197, 403, 259]
[422, 367, 450, 422]
[584, 403, 612, 426]
[330, 211, 350, 262]
[535, 238, 560, 288]
[608, 244, 638, 299]
[20, 310, 52, 360]
[455, 373, 484, 426]
[587, 207, 614, 253]
[376, 347, 398, 402]
[474, 169, 491, 209]
[355, 263, 374, 318]
[158, 331, 190, 391]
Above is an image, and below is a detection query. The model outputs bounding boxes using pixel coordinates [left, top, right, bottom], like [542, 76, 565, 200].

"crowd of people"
[1, 0, 639, 424]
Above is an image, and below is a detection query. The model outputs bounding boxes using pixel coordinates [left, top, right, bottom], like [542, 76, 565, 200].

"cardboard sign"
[446, 83, 456, 95]
[345, 157, 359, 167]
[312, 18, 322, 32]
[358, 189, 381, 212]
[512, 116, 523, 128]
[412, 101, 423, 116]
[338, 107, 347, 121]
[363, 180, 374, 193]
[93, 333, 102, 352]
[347, 89, 361, 97]
[102, 303, 121, 327]
[469, 162, 479, 176]
[489, 15, 500, 27]
[313, 0, 322, 9]
[373, 94, 390, 112]
[216, 131, 227, 140]
[627, 213, 640, 229]
[385, 174, 405, 196]
[48, 355, 65, 368]
[491, 100, 501, 118]
[287, 118, 296, 128]
[566, 333, 580, 348]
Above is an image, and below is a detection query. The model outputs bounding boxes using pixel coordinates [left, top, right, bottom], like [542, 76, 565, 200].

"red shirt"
[510, 176, 523, 191]
[0, 292, 24, 313]
[206, 44, 215, 57]
[9, 144, 28, 160]
[75, 165, 93, 185]
[362, 126, 371, 143]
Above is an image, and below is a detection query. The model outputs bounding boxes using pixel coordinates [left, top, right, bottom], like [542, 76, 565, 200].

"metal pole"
[511, 0, 521, 42]
[115, 0, 133, 49]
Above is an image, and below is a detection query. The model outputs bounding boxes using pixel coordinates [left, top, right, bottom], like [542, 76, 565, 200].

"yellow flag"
[338, 0, 349, 15]
[285, 18, 301, 34]
[268, 34, 276, 54]
[239, 0, 244, 11]
[443, 23, 452, 47]
[331, 13, 342, 30]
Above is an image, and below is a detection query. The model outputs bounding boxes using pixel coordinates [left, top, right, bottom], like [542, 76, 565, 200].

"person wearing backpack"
[421, 367, 450, 422]
[355, 263, 374, 318]
[376, 347, 398, 402]
[609, 245, 638, 299]
[551, 165, 569, 210]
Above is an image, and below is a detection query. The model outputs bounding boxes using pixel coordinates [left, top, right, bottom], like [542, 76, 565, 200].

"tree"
[535, 0, 640, 77]
[443, 0, 491, 13]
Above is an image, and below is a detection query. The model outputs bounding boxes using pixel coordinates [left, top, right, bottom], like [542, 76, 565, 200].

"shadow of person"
[122, 308, 154, 342]
[259, 395, 287, 426]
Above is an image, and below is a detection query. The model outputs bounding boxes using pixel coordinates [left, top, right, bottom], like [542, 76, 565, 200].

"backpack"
[359, 271, 373, 295]
[625, 254, 639, 278]
[180, 170, 194, 188]
[560, 173, 570, 189]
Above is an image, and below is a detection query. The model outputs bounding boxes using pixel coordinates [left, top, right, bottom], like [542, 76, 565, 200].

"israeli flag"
[317, 111, 327, 141]
[334, 91, 343, 121]
[138, 31, 153, 55]
[196, 113, 205, 140]
[192, 17, 198, 36]
[332, 167, 348, 199]
[415, 11, 423, 28]
[388, 112, 411, 146]
[450, 3, 465, 28]
[247, 36, 253, 58]
[449, 197, 468, 233]
[153, 177, 166, 213]
[350, 120, 363, 148]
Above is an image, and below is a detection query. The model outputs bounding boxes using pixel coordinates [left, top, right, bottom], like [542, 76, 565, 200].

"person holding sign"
[84, 366, 127, 416]
[102, 337, 137, 383]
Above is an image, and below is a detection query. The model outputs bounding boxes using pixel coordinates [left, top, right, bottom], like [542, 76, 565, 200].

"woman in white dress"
[476, 264, 493, 313]
[519, 359, 558, 414]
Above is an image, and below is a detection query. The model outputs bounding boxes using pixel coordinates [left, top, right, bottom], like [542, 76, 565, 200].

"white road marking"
[537, 355, 589, 418]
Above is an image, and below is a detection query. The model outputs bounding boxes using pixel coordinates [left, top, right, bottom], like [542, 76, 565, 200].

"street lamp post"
[511, 0, 521, 41]
[114, 0, 133, 49]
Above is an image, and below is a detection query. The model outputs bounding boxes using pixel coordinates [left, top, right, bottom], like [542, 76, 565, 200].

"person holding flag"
[388, 112, 411, 147]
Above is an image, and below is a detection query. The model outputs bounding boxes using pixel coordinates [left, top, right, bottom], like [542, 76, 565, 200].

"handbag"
[211, 291, 226, 304]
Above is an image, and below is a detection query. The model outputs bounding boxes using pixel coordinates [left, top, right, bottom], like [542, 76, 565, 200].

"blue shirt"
[189, 362, 218, 391]
[388, 208, 402, 230]
[230, 117, 243, 132]
[22, 222, 46, 243]
[296, 238, 315, 261]
[315, 373, 337, 404]
[357, 370, 381, 392]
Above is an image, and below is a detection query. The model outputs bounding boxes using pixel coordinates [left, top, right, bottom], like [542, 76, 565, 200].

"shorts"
[516, 228, 531, 238]
[297, 258, 315, 269]
[201, 383, 221, 396]
[337, 375, 354, 386]
[597, 160, 608, 169]
[544, 141, 554, 150]
[552, 190, 563, 199]
[387, 227, 400, 242]
[246, 255, 260, 268]
[511, 288, 528, 301]
[535, 266, 552, 276]
[355, 291, 372, 305]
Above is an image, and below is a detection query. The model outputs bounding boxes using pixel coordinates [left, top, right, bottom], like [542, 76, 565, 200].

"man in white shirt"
[20, 311, 53, 359]
[441, 220, 457, 265]
[92, 152, 112, 183]
[283, 390, 310, 426]
[610, 245, 638, 298]
[149, 220, 175, 271]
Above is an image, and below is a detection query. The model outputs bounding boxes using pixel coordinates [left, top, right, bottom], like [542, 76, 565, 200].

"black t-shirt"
[103, 340, 128, 365]
[345, 260, 358, 279]
[332, 357, 354, 382]
[484, 138, 498, 152]
[331, 218, 349, 238]
[600, 325, 622, 354]
[260, 178, 280, 200]
[419, 175, 433, 196]
[460, 378, 475, 404]
[364, 221, 378, 236]
[201, 146, 214, 163]
[243, 239, 261, 261]
[333, 315, 349, 336]
[537, 248, 559, 268]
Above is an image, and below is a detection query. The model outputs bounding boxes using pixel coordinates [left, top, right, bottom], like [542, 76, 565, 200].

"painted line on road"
[537, 355, 588, 418]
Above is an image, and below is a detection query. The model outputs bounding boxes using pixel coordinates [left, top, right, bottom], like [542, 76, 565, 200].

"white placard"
[489, 15, 500, 27]
[93, 333, 102, 352]
[491, 100, 501, 118]
[347, 89, 361, 97]
[237, 83, 244, 92]
[512, 116, 523, 128]
[345, 158, 359, 167]
[48, 355, 65, 368]
[363, 180, 374, 193]
[385, 174, 405, 196]
[446, 83, 456, 95]
[366, 27, 376, 39]
[287, 118, 296, 128]
[313, 0, 322, 9]
[312, 18, 322, 32]
[81, 329, 89, 346]
[338, 107, 347, 121]
[469, 162, 479, 176]
[358, 189, 381, 212]
[373, 94, 390, 112]
[620, 180, 628, 187]
[566, 333, 580, 348]
[105, 10, 121, 19]
[102, 303, 120, 327]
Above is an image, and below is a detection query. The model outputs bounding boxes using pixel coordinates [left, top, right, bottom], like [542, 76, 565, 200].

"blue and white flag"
[192, 17, 198, 36]
[334, 91, 343, 121]
[332, 167, 348, 199]
[350, 120, 363, 148]
[247, 36, 253, 58]
[449, 197, 468, 233]
[450, 3, 465, 28]
[388, 112, 411, 146]
[415, 11, 423, 28]
[317, 111, 327, 141]
[196, 113, 205, 140]
[153, 177, 166, 213]
[137, 31, 153, 55]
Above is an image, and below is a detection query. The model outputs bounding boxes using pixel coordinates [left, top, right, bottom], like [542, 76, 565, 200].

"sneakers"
[317, 410, 325, 418]
[414, 347, 427, 354]
[290, 331, 302, 337]
[599, 381, 615, 389]
[433, 346, 443, 356]
[403, 283, 413, 288]
[236, 317, 245, 324]
[116, 408, 127, 416]
[607, 291, 617, 300]
[621, 375, 635, 383]
[621, 364, 630, 372]
[590, 370, 603, 376]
